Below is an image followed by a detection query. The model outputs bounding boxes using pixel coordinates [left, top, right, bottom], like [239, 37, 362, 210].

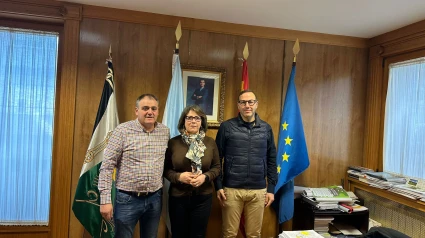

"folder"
[338, 204, 353, 213]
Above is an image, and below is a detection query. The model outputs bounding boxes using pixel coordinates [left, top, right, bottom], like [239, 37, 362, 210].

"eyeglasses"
[185, 116, 202, 122]
[238, 100, 258, 106]
[140, 106, 158, 112]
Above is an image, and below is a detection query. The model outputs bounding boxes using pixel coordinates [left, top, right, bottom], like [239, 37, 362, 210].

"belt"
[118, 189, 157, 197]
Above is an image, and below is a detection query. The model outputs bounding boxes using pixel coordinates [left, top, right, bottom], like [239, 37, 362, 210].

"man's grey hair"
[135, 94, 159, 108]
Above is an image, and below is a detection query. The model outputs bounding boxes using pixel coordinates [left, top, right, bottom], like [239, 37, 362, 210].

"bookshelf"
[345, 175, 425, 213]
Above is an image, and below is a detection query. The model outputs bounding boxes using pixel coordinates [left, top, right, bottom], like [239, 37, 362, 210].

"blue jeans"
[113, 189, 162, 238]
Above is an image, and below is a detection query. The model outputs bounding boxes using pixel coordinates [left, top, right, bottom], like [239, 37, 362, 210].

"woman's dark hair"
[177, 105, 208, 133]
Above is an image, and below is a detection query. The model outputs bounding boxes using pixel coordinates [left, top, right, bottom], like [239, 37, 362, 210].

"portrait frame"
[182, 64, 226, 128]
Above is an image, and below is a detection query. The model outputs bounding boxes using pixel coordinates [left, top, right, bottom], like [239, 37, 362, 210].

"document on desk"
[331, 222, 362, 236]
[303, 186, 353, 202]
[278, 230, 324, 238]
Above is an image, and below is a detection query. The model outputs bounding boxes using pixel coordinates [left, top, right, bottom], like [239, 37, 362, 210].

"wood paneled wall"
[69, 16, 369, 237]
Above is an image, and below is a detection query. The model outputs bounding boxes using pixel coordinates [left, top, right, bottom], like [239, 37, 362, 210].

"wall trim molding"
[378, 31, 425, 57]
[0, 0, 82, 22]
[82, 4, 367, 48]
[369, 19, 425, 47]
[48, 18, 80, 238]
[0, 0, 63, 20]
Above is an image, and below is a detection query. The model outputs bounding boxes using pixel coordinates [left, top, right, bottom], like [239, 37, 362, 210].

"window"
[383, 57, 425, 180]
[0, 27, 59, 225]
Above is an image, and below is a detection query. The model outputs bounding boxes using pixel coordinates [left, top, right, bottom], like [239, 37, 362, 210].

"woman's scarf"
[182, 130, 206, 174]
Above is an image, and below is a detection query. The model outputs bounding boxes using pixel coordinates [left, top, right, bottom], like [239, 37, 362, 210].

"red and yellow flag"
[241, 59, 249, 91]
[239, 42, 249, 238]
[241, 42, 249, 91]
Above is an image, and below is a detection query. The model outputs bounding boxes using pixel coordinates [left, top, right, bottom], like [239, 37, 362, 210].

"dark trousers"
[169, 193, 212, 238]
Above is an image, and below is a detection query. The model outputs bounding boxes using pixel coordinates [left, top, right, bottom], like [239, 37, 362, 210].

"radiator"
[356, 190, 425, 238]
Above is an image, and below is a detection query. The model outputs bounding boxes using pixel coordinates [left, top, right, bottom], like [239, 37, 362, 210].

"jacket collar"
[237, 113, 262, 127]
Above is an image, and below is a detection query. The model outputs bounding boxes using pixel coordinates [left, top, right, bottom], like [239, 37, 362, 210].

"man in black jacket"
[191, 79, 209, 112]
[215, 90, 277, 238]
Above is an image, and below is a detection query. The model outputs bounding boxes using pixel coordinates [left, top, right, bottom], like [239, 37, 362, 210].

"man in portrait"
[191, 79, 209, 113]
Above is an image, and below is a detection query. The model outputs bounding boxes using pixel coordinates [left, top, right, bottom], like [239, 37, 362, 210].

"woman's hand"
[190, 174, 206, 187]
[178, 172, 196, 184]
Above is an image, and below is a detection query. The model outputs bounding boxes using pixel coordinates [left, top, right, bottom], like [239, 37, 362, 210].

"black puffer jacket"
[214, 114, 277, 193]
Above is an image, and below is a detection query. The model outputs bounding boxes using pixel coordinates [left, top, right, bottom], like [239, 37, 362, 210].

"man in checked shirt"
[99, 94, 170, 238]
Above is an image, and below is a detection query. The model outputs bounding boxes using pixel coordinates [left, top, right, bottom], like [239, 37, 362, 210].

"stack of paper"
[389, 184, 425, 200]
[278, 230, 324, 238]
[314, 216, 334, 233]
[303, 186, 353, 202]
[302, 196, 339, 210]
[365, 172, 407, 184]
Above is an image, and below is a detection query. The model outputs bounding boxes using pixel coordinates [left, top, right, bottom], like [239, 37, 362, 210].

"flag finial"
[293, 39, 300, 62]
[175, 21, 182, 49]
[109, 45, 112, 60]
[243, 42, 249, 60]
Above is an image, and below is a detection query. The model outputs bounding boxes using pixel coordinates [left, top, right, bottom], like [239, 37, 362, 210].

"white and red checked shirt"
[99, 119, 170, 204]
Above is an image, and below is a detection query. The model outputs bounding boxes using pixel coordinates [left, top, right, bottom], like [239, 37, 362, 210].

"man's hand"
[178, 172, 196, 184]
[265, 193, 274, 207]
[100, 203, 113, 221]
[217, 189, 227, 207]
[190, 174, 206, 187]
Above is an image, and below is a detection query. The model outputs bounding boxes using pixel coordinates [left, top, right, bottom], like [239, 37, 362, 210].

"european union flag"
[274, 62, 309, 224]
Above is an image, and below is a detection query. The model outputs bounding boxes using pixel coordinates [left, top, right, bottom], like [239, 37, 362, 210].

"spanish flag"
[241, 59, 249, 90]
[241, 42, 249, 91]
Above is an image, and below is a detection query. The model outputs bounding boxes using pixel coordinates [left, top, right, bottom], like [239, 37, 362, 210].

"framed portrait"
[182, 64, 226, 128]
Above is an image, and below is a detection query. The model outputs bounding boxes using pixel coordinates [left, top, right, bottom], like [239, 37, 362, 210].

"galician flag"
[161, 22, 185, 234]
[162, 52, 184, 138]
[161, 51, 184, 234]
[72, 59, 119, 237]
[273, 61, 309, 224]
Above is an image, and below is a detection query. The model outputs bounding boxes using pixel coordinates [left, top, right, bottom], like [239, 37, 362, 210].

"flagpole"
[278, 39, 301, 232]
[274, 37, 309, 227]
[176, 21, 181, 50]
[172, 21, 182, 74]
[163, 21, 184, 238]
[108, 44, 112, 61]
[238, 42, 250, 238]
[293, 39, 300, 63]
[241, 42, 249, 91]
[243, 42, 249, 60]
[280, 39, 300, 115]
[278, 38, 300, 233]
[73, 45, 119, 238]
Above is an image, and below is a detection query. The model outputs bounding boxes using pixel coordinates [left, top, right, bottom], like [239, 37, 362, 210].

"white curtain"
[0, 27, 58, 225]
[384, 57, 425, 180]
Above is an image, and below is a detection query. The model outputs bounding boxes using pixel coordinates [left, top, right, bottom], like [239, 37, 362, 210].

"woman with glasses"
[163, 105, 220, 238]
